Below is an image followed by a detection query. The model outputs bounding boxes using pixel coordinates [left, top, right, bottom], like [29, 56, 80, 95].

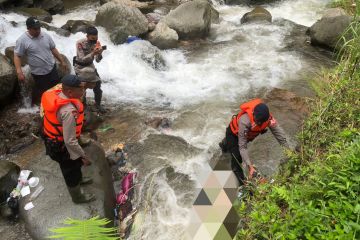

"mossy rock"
[16, 8, 52, 23]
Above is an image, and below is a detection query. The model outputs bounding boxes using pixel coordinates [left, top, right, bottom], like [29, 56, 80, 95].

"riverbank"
[236, 8, 360, 238]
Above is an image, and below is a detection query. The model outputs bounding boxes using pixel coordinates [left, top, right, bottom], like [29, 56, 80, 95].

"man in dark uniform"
[41, 74, 95, 204]
[74, 26, 106, 113]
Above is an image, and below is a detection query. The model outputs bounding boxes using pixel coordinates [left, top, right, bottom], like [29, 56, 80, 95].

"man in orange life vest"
[41, 74, 95, 204]
[219, 99, 290, 184]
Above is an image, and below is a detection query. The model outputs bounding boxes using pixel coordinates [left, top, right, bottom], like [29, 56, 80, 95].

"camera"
[102, 45, 107, 50]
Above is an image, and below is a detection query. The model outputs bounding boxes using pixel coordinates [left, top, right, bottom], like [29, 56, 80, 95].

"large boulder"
[5, 46, 27, 66]
[19, 141, 115, 240]
[241, 6, 272, 24]
[34, 0, 64, 14]
[95, 2, 149, 44]
[15, 8, 52, 23]
[309, 8, 352, 50]
[148, 22, 178, 49]
[0, 161, 20, 205]
[60, 20, 95, 34]
[161, 0, 212, 39]
[130, 41, 167, 70]
[0, 54, 17, 106]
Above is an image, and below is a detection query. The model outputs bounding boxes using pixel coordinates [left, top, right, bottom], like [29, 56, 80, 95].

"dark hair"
[86, 26, 98, 36]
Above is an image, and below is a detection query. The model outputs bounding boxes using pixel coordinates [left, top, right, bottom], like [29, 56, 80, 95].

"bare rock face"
[240, 6, 272, 24]
[161, 0, 212, 40]
[148, 22, 178, 49]
[0, 54, 17, 106]
[19, 141, 115, 240]
[34, 0, 64, 14]
[95, 2, 149, 44]
[309, 8, 352, 50]
[15, 7, 52, 23]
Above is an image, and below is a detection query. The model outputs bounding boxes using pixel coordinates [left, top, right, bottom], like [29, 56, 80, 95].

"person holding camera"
[74, 26, 106, 113]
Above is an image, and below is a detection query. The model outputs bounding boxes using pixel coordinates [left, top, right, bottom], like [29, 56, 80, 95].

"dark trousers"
[32, 64, 60, 104]
[44, 140, 83, 187]
[93, 80, 102, 106]
[224, 126, 245, 185]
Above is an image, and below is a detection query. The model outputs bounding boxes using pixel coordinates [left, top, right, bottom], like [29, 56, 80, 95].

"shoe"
[67, 185, 96, 204]
[80, 176, 93, 185]
[95, 104, 106, 114]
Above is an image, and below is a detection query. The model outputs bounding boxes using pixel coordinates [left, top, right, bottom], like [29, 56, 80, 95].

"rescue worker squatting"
[220, 99, 291, 185]
[41, 74, 95, 204]
[74, 26, 106, 113]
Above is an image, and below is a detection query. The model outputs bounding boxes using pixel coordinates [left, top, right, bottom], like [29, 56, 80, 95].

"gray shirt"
[56, 93, 86, 160]
[238, 114, 289, 167]
[14, 31, 56, 75]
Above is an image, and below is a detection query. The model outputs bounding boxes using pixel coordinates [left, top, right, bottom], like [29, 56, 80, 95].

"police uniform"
[74, 38, 103, 108]
[221, 99, 290, 184]
[42, 75, 95, 203]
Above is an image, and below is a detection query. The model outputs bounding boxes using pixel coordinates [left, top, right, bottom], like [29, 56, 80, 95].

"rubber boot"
[80, 176, 93, 185]
[67, 184, 95, 204]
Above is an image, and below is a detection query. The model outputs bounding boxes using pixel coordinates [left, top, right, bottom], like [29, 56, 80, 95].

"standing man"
[74, 26, 106, 113]
[41, 74, 95, 204]
[14, 17, 68, 103]
[219, 99, 291, 185]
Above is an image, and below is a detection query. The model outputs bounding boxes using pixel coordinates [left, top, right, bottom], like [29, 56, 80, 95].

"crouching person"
[41, 74, 95, 204]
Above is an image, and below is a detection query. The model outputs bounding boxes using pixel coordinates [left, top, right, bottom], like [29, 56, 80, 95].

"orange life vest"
[41, 89, 84, 142]
[229, 99, 272, 141]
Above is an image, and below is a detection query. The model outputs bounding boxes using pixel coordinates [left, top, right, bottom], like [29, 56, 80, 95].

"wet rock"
[61, 20, 95, 34]
[8, 136, 36, 154]
[276, 18, 334, 69]
[161, 0, 212, 39]
[39, 21, 70, 37]
[210, 4, 220, 24]
[15, 7, 52, 23]
[0, 161, 20, 204]
[34, 0, 64, 14]
[56, 54, 71, 79]
[19, 141, 115, 240]
[131, 41, 167, 70]
[309, 8, 352, 50]
[145, 117, 171, 130]
[225, 0, 278, 5]
[95, 2, 149, 45]
[5, 46, 27, 66]
[0, 54, 17, 106]
[241, 6, 272, 24]
[148, 22, 178, 49]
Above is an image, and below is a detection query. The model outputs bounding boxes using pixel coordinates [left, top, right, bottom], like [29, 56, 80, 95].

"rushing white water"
[0, 0, 331, 238]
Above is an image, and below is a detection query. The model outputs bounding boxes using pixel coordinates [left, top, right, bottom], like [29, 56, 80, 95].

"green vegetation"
[48, 216, 120, 240]
[236, 8, 360, 240]
[331, 0, 358, 14]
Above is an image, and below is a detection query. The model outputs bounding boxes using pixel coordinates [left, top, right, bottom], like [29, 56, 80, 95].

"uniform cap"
[26, 17, 41, 29]
[253, 103, 270, 124]
[61, 74, 82, 87]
